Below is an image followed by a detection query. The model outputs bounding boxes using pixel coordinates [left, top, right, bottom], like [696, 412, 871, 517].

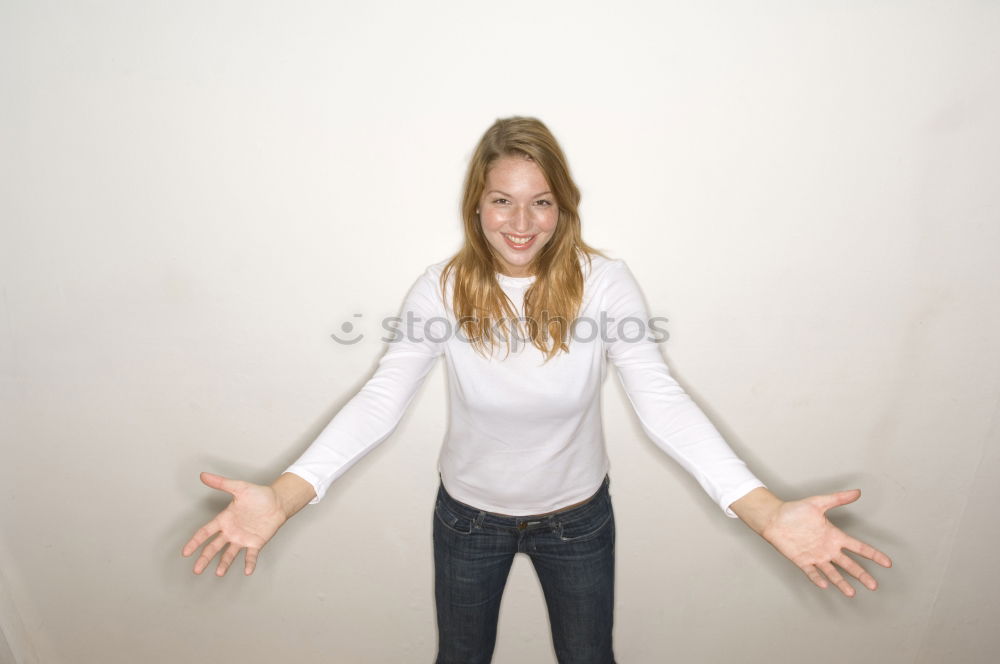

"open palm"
[761, 489, 892, 597]
[181, 472, 288, 577]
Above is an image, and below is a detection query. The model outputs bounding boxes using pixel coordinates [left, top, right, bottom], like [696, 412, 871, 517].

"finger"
[811, 489, 862, 513]
[215, 541, 244, 577]
[199, 472, 245, 497]
[199, 472, 243, 496]
[836, 553, 877, 591]
[843, 535, 893, 568]
[819, 561, 856, 598]
[182, 520, 220, 557]
[801, 565, 829, 590]
[193, 533, 228, 575]
[244, 548, 260, 576]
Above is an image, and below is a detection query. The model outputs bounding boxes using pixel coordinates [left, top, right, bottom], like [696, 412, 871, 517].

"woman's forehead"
[486, 155, 546, 182]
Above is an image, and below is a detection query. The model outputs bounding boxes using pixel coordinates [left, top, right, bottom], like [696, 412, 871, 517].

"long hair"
[441, 117, 606, 362]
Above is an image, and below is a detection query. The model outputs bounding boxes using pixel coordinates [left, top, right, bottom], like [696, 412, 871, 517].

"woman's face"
[478, 155, 559, 277]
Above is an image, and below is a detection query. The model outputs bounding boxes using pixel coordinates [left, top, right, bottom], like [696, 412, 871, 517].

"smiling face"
[478, 154, 559, 278]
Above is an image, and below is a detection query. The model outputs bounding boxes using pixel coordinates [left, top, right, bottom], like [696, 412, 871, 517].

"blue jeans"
[433, 475, 616, 664]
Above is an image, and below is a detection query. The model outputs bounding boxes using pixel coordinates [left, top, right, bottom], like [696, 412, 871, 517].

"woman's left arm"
[601, 259, 892, 596]
[729, 487, 893, 597]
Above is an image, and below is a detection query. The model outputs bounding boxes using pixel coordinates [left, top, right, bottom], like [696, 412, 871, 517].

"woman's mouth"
[502, 233, 537, 250]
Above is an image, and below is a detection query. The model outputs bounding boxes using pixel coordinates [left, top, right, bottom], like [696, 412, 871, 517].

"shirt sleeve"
[283, 268, 445, 504]
[602, 260, 764, 517]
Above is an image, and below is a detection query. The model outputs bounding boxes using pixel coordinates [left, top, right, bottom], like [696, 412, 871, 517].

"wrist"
[728, 487, 784, 536]
[270, 472, 317, 520]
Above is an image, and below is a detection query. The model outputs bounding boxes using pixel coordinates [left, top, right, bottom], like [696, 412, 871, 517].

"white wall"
[1, 1, 998, 662]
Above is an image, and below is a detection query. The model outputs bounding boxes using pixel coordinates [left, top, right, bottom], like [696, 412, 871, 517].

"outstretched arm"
[282, 267, 445, 503]
[602, 259, 766, 515]
[181, 267, 445, 577]
[730, 487, 893, 597]
[601, 260, 892, 595]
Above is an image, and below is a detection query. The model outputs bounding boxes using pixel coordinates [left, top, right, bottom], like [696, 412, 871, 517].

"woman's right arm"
[182, 267, 446, 576]
[280, 267, 446, 504]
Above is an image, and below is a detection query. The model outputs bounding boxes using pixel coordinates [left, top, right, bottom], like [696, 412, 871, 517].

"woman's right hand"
[182, 472, 289, 577]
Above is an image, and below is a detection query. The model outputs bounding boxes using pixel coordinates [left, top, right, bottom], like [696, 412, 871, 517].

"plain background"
[2, 1, 998, 662]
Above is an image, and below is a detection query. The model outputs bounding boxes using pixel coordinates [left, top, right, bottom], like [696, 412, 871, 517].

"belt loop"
[475, 511, 486, 528]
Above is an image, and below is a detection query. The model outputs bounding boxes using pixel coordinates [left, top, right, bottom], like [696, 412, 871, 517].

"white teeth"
[505, 234, 533, 245]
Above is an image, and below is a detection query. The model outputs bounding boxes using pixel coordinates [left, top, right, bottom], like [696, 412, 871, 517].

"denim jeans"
[433, 475, 616, 664]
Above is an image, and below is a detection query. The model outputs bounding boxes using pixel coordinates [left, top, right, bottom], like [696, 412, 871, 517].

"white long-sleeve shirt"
[284, 253, 764, 517]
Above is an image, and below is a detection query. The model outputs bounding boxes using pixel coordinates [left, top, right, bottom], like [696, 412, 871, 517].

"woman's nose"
[509, 207, 530, 232]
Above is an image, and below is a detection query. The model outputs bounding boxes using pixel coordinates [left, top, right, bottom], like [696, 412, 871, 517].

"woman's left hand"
[731, 488, 892, 597]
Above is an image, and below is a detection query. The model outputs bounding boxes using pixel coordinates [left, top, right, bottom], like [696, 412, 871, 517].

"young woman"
[182, 117, 892, 664]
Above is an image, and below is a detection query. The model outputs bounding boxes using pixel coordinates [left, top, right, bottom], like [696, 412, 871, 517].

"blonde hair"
[441, 117, 606, 362]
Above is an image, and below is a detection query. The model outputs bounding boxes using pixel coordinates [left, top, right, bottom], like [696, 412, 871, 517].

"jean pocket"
[557, 499, 613, 543]
[434, 499, 475, 535]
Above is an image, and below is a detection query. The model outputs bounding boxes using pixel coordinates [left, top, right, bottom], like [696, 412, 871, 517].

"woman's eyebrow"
[485, 190, 553, 198]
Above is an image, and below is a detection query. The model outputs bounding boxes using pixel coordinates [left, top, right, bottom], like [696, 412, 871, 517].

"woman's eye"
[493, 198, 509, 205]
[535, 199, 553, 207]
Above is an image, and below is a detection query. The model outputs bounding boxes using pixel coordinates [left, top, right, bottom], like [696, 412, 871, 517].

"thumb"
[810, 488, 861, 513]
[199, 472, 244, 496]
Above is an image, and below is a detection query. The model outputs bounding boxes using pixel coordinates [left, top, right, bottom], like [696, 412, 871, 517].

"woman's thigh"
[433, 487, 517, 664]
[526, 486, 616, 664]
